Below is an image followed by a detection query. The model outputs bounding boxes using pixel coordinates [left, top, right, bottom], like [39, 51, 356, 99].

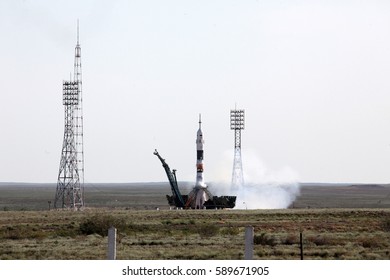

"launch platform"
[154, 116, 236, 209]
[166, 194, 237, 209]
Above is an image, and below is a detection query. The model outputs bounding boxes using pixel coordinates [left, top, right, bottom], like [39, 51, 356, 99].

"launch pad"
[166, 194, 237, 209]
[154, 150, 236, 209]
[154, 115, 236, 209]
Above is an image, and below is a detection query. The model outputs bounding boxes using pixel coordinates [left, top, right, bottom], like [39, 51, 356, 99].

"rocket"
[194, 114, 209, 208]
[196, 114, 205, 187]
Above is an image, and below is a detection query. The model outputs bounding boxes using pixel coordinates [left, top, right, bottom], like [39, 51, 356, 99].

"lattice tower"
[54, 23, 84, 209]
[230, 109, 245, 189]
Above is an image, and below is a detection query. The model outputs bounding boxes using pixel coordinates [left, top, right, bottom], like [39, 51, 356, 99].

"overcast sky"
[1, 0, 390, 184]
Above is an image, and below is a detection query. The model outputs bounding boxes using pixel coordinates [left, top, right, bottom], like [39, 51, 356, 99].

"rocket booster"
[193, 114, 209, 209]
[195, 114, 205, 188]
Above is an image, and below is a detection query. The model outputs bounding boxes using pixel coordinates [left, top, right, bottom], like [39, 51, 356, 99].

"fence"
[106, 226, 304, 260]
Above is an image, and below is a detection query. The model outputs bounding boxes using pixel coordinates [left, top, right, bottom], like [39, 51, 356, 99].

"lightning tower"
[54, 22, 85, 210]
[230, 107, 245, 190]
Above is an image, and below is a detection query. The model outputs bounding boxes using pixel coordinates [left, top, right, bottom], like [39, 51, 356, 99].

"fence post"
[244, 226, 254, 260]
[108, 226, 117, 260]
[300, 232, 303, 260]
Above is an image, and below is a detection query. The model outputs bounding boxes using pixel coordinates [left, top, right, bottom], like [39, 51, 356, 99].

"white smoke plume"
[209, 150, 300, 209]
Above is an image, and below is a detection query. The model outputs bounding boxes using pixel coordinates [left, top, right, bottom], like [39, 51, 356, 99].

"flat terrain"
[1, 208, 390, 260]
[1, 182, 390, 211]
[294, 183, 390, 208]
[0, 182, 390, 260]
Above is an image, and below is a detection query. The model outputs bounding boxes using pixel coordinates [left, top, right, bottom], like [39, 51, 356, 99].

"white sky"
[1, 0, 390, 184]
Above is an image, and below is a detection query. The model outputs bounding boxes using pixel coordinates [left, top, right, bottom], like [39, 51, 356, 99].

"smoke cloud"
[209, 150, 300, 209]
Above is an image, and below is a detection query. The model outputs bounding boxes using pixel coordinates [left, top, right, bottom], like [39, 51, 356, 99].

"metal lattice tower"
[54, 22, 84, 210]
[230, 108, 245, 189]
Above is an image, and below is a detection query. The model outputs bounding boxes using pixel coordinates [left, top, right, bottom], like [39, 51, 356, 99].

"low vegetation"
[79, 214, 127, 236]
[0, 208, 390, 260]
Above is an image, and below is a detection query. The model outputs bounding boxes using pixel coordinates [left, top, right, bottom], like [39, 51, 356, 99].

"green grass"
[1, 208, 390, 260]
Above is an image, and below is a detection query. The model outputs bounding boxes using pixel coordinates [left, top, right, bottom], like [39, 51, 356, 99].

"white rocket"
[194, 114, 209, 208]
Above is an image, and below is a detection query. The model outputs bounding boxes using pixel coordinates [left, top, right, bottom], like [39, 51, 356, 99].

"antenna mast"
[54, 22, 84, 210]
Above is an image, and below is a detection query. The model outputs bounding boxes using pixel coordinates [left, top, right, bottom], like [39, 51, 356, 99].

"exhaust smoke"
[210, 150, 300, 209]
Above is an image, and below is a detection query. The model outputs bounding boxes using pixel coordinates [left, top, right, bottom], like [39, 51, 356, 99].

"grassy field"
[1, 182, 390, 260]
[1, 208, 390, 260]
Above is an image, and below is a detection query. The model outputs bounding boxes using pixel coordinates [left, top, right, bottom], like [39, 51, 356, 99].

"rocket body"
[194, 115, 208, 208]
[196, 115, 205, 187]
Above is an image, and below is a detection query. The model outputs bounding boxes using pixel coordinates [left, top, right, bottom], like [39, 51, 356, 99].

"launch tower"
[54, 23, 84, 210]
[230, 107, 245, 190]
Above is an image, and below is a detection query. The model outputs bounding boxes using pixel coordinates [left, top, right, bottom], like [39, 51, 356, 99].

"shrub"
[196, 224, 219, 238]
[283, 234, 298, 245]
[221, 226, 240, 236]
[333, 250, 345, 259]
[79, 214, 126, 236]
[2, 225, 49, 240]
[382, 218, 390, 232]
[359, 236, 384, 248]
[161, 220, 172, 225]
[254, 232, 277, 246]
[309, 235, 337, 246]
[311, 250, 330, 258]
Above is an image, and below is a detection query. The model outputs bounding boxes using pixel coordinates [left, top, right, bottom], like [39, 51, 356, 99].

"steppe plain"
[1, 182, 390, 259]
